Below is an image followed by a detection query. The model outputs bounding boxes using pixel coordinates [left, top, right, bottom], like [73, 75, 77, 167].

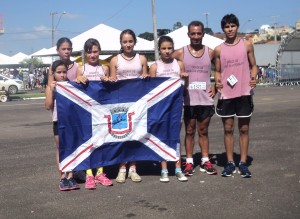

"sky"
[0, 0, 299, 56]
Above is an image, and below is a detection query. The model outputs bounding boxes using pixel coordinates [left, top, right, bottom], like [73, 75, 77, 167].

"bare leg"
[197, 117, 211, 158]
[184, 118, 196, 159]
[238, 117, 251, 163]
[222, 117, 235, 162]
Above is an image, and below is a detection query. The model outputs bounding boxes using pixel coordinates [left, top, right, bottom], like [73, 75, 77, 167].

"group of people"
[45, 13, 258, 191]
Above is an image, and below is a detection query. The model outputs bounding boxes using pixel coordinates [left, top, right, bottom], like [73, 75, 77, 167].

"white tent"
[30, 48, 54, 65]
[11, 52, 29, 64]
[0, 53, 16, 65]
[165, 26, 224, 50]
[41, 24, 154, 56]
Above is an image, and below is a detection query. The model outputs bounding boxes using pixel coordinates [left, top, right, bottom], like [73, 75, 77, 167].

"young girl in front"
[149, 35, 188, 183]
[76, 38, 113, 189]
[45, 60, 80, 191]
[109, 29, 148, 183]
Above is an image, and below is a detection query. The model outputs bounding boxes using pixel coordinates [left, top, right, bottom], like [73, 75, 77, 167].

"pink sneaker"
[95, 173, 113, 186]
[85, 175, 96, 190]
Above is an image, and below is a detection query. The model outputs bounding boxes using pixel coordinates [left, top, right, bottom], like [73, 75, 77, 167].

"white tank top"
[116, 53, 142, 80]
[83, 63, 106, 81]
[156, 58, 180, 78]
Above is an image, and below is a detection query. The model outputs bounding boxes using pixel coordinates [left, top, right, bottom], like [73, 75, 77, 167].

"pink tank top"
[156, 58, 180, 78]
[183, 46, 214, 106]
[116, 53, 142, 80]
[67, 62, 78, 82]
[83, 64, 105, 81]
[219, 39, 252, 99]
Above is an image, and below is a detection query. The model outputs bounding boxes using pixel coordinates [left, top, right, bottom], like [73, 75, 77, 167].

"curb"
[22, 97, 46, 100]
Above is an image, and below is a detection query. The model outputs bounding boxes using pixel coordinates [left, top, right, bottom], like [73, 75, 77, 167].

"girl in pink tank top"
[109, 29, 149, 183]
[76, 38, 109, 85]
[149, 36, 188, 183]
[48, 37, 79, 86]
[75, 38, 112, 189]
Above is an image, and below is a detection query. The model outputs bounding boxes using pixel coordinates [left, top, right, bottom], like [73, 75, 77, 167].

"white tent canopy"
[11, 52, 29, 63]
[41, 24, 154, 56]
[30, 48, 53, 65]
[0, 53, 16, 65]
[165, 26, 224, 50]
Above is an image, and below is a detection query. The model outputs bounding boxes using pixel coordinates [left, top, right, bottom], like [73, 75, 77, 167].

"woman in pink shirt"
[110, 29, 148, 183]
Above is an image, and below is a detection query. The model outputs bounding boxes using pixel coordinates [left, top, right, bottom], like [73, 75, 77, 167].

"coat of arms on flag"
[56, 77, 183, 172]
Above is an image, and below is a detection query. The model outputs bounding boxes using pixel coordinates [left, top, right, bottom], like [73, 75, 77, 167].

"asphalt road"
[0, 86, 299, 219]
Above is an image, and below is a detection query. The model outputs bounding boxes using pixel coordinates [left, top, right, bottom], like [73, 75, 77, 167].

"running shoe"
[116, 171, 126, 183]
[85, 175, 96, 189]
[200, 160, 217, 175]
[175, 171, 188, 182]
[238, 162, 252, 178]
[68, 177, 80, 190]
[59, 178, 71, 191]
[221, 162, 236, 177]
[128, 171, 142, 182]
[183, 163, 195, 176]
[160, 172, 170, 183]
[95, 173, 113, 186]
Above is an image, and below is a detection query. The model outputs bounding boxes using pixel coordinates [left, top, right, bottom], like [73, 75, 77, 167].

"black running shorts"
[216, 95, 254, 117]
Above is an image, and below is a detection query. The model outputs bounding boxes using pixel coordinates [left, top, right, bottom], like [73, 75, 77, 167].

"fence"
[258, 65, 300, 86]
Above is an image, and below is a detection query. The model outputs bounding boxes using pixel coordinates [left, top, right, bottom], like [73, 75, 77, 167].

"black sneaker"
[238, 162, 252, 178]
[200, 160, 217, 175]
[59, 178, 71, 191]
[221, 162, 236, 177]
[183, 163, 195, 176]
[68, 177, 80, 190]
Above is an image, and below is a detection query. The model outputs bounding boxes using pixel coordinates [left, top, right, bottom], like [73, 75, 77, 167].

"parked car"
[0, 74, 25, 94]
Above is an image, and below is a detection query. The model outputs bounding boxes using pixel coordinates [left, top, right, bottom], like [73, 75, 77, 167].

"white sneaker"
[128, 171, 142, 182]
[116, 171, 126, 183]
[160, 172, 170, 183]
[175, 171, 188, 182]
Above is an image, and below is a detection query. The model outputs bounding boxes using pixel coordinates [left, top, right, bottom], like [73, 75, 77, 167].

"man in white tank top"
[172, 21, 217, 177]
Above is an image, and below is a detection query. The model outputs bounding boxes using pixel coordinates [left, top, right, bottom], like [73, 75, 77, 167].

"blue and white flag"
[56, 77, 183, 172]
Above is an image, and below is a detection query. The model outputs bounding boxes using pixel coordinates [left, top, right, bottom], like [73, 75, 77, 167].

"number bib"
[189, 82, 206, 90]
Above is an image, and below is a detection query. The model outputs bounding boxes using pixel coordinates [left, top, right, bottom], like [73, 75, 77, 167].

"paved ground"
[0, 85, 299, 219]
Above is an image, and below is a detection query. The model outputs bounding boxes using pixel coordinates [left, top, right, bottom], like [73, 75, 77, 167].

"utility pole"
[50, 11, 66, 47]
[151, 0, 159, 60]
[204, 12, 209, 28]
[272, 16, 278, 43]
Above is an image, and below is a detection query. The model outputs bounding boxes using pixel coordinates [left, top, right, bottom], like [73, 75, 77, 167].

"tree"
[204, 27, 214, 35]
[20, 57, 43, 70]
[173, 22, 183, 30]
[157, 29, 171, 36]
[138, 32, 154, 41]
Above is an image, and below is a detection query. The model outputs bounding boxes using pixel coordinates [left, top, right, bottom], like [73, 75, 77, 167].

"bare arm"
[149, 63, 157, 77]
[100, 65, 110, 82]
[245, 40, 258, 88]
[214, 45, 223, 92]
[109, 55, 118, 81]
[172, 48, 184, 62]
[47, 64, 53, 86]
[140, 54, 149, 78]
[208, 48, 216, 97]
[45, 81, 56, 110]
[75, 65, 88, 84]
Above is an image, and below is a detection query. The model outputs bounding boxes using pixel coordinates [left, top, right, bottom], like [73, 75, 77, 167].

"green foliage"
[204, 27, 214, 35]
[138, 32, 154, 41]
[157, 29, 171, 36]
[173, 22, 183, 30]
[19, 57, 43, 69]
